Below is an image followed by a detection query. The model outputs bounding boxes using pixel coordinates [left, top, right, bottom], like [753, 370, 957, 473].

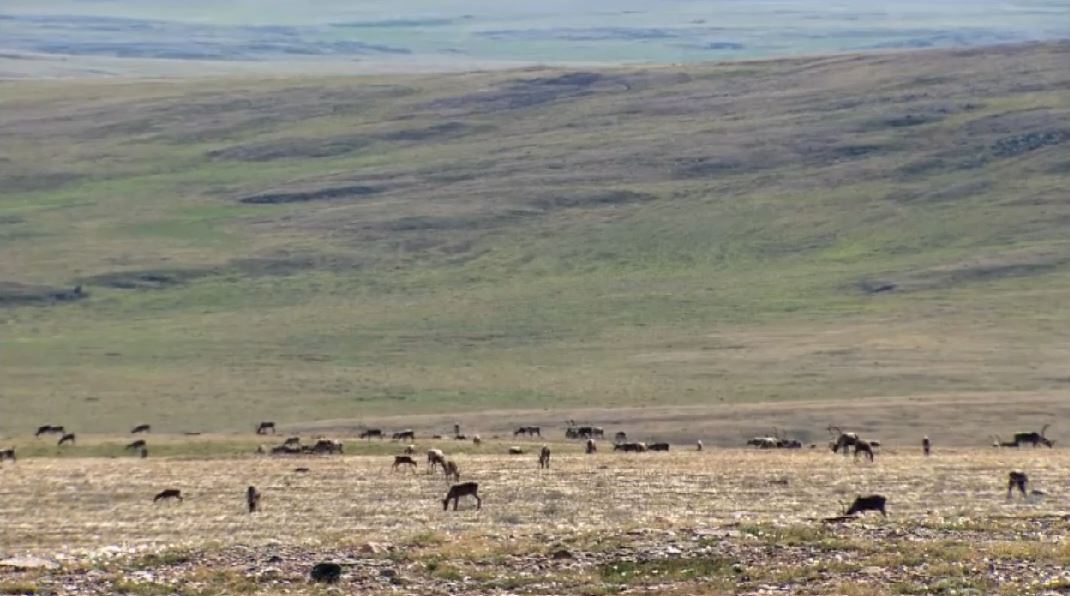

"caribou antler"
[827, 425, 842, 437]
[1041, 424, 1050, 437]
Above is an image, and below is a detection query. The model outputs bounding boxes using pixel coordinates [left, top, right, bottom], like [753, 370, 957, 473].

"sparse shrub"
[599, 556, 736, 585]
[406, 530, 447, 548]
[0, 582, 38, 595]
[130, 550, 193, 569]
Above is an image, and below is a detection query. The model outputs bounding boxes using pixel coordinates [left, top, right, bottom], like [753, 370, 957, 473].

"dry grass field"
[2, 442, 1069, 594]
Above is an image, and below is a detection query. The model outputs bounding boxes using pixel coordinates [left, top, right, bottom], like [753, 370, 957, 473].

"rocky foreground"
[6, 518, 1070, 594]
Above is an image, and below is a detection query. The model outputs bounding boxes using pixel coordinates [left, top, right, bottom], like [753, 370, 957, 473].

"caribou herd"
[0, 419, 1059, 519]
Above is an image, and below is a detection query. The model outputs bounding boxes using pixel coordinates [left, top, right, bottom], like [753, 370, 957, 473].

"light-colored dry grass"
[1, 446, 1064, 556]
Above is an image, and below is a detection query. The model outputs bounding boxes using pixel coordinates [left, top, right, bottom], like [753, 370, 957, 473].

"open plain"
[1, 442, 1069, 594]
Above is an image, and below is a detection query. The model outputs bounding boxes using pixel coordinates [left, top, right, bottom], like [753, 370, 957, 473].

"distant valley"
[1, 0, 1068, 76]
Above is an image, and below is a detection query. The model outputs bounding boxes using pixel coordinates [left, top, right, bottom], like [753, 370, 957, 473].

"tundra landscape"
[2, 1, 1070, 591]
[3, 439, 1070, 594]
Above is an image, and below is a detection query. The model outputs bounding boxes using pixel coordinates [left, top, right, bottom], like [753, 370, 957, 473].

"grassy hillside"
[1, 43, 1069, 433]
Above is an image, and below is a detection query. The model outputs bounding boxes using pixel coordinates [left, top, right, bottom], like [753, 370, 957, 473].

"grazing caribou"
[35, 425, 65, 438]
[853, 439, 875, 462]
[126, 439, 147, 450]
[283, 437, 301, 447]
[393, 455, 418, 472]
[696, 440, 703, 452]
[828, 426, 861, 455]
[514, 426, 542, 438]
[614, 442, 647, 452]
[1013, 425, 1053, 448]
[565, 426, 604, 440]
[256, 421, 276, 435]
[271, 444, 301, 455]
[131, 424, 151, 434]
[614, 431, 627, 444]
[247, 486, 261, 513]
[538, 446, 551, 469]
[309, 439, 343, 454]
[153, 489, 183, 503]
[58, 433, 76, 446]
[0, 449, 15, 463]
[508, 446, 525, 455]
[747, 437, 779, 449]
[427, 449, 447, 474]
[442, 460, 461, 481]
[392, 429, 415, 441]
[443, 482, 481, 511]
[845, 494, 887, 517]
[1008, 471, 1029, 499]
[585, 439, 597, 454]
[360, 429, 383, 440]
[647, 442, 670, 452]
[922, 436, 931, 456]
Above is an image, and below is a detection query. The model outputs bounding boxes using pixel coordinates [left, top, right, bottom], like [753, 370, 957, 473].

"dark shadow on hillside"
[239, 185, 382, 204]
[0, 282, 87, 306]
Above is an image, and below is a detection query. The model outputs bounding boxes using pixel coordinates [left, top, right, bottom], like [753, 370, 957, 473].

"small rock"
[359, 542, 387, 555]
[310, 562, 342, 583]
[379, 568, 398, 579]
[0, 556, 59, 571]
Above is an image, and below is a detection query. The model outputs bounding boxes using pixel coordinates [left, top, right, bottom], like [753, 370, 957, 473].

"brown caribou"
[247, 486, 261, 513]
[1013, 425, 1053, 448]
[845, 494, 886, 517]
[393, 455, 418, 472]
[443, 482, 481, 511]
[153, 489, 183, 503]
[1007, 471, 1028, 499]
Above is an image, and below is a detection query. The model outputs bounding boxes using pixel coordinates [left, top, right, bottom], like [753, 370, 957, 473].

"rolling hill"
[1, 42, 1068, 435]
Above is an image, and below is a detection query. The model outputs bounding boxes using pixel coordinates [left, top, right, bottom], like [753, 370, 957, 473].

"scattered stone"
[0, 556, 59, 570]
[359, 542, 388, 555]
[310, 562, 342, 583]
